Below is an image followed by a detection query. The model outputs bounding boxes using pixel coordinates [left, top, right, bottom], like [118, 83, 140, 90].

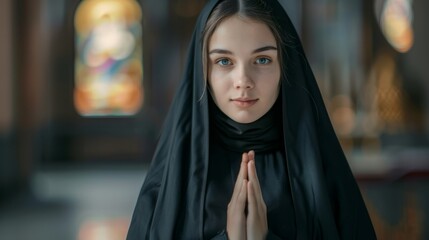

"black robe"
[204, 98, 295, 239]
[127, 0, 376, 239]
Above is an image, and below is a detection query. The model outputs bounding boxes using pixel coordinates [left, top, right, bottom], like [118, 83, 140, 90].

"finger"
[231, 153, 249, 202]
[247, 154, 261, 194]
[237, 179, 247, 211]
[247, 180, 257, 219]
[248, 160, 264, 204]
[247, 150, 261, 201]
[241, 152, 249, 180]
[248, 150, 255, 162]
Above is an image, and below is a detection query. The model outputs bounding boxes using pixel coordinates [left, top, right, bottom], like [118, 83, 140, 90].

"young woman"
[127, 0, 376, 239]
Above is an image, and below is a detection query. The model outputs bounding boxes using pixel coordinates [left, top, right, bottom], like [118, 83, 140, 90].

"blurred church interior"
[1, 0, 428, 239]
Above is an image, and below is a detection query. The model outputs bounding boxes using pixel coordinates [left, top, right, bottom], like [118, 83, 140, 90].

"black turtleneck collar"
[209, 96, 283, 153]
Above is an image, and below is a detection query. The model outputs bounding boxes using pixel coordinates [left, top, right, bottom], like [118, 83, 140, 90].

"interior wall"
[0, 0, 16, 196]
[0, 0, 13, 132]
[402, 0, 429, 132]
[12, 0, 50, 183]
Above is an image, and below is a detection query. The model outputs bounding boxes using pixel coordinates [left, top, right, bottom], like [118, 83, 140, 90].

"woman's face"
[208, 15, 281, 124]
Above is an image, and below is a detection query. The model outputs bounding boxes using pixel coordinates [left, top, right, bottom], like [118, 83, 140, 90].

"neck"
[209, 96, 283, 153]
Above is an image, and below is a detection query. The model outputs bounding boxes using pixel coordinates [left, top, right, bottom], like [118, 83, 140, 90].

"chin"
[231, 113, 260, 124]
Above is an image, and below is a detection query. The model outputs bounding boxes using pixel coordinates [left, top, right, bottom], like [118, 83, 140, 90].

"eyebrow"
[209, 46, 277, 55]
[253, 46, 277, 53]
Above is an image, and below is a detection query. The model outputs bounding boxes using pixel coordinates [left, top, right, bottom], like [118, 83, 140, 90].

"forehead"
[209, 15, 277, 51]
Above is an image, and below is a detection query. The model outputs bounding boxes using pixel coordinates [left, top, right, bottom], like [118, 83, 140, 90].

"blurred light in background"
[78, 218, 129, 240]
[74, 0, 143, 116]
[379, 0, 414, 53]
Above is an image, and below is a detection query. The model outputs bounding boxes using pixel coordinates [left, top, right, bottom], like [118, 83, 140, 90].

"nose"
[233, 65, 254, 89]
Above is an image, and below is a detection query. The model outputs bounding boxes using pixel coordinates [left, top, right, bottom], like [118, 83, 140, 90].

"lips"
[231, 97, 259, 107]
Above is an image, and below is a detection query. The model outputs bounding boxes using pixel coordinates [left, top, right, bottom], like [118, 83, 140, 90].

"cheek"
[209, 71, 230, 93]
[208, 78, 224, 101]
[255, 70, 281, 88]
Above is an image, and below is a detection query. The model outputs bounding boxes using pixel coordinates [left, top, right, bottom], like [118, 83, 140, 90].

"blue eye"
[256, 57, 271, 64]
[217, 58, 231, 66]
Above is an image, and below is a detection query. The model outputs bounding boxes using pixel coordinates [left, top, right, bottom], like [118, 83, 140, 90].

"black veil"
[127, 0, 376, 239]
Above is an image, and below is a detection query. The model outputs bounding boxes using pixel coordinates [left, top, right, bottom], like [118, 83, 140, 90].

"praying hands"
[227, 151, 268, 240]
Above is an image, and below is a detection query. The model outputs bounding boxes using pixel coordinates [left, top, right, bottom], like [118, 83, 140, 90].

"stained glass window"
[74, 0, 143, 116]
[379, 0, 414, 53]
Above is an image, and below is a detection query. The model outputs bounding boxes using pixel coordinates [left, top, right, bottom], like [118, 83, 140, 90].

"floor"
[0, 165, 148, 240]
[1, 164, 429, 240]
